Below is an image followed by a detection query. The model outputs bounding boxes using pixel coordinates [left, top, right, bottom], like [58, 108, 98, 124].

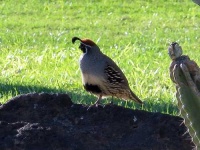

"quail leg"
[87, 95, 102, 111]
[109, 96, 114, 105]
[95, 95, 102, 105]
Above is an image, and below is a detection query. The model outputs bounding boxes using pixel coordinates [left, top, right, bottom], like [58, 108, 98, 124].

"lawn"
[0, 0, 200, 115]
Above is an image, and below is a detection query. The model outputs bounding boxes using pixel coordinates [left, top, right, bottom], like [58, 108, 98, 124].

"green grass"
[0, 0, 200, 115]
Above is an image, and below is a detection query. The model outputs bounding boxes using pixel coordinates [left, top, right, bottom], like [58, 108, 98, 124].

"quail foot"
[72, 37, 143, 105]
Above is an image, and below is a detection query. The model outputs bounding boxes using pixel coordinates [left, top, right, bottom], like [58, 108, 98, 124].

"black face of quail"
[79, 43, 87, 53]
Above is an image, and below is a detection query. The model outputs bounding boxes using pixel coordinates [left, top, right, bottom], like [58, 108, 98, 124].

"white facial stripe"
[81, 42, 92, 48]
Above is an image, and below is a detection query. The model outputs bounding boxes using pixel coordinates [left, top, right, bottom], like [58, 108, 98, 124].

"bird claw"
[87, 103, 104, 111]
[87, 103, 98, 111]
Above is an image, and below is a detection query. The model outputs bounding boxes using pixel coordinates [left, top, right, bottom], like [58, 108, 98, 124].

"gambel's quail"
[72, 37, 143, 105]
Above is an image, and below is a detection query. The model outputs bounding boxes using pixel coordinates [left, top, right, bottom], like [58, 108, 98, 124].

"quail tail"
[130, 90, 143, 104]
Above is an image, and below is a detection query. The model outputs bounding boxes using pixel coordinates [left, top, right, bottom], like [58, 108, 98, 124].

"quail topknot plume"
[72, 37, 143, 105]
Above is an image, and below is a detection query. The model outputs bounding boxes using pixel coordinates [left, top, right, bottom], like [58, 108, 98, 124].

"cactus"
[168, 42, 200, 149]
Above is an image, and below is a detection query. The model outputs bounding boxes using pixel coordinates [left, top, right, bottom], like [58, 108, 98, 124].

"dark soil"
[0, 93, 195, 150]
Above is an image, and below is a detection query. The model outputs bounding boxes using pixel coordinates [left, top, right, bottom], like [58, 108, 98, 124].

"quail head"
[72, 37, 143, 105]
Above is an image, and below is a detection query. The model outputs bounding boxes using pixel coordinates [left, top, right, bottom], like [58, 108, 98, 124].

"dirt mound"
[0, 93, 194, 150]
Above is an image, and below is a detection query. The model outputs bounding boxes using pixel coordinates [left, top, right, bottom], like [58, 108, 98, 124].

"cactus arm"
[180, 64, 200, 97]
[173, 63, 200, 148]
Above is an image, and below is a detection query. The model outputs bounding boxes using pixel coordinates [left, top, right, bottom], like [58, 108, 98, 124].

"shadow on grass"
[104, 98, 178, 115]
[0, 82, 68, 96]
[0, 82, 95, 104]
[0, 83, 178, 115]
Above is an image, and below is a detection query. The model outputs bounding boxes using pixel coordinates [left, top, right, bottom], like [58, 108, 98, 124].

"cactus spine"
[173, 64, 200, 149]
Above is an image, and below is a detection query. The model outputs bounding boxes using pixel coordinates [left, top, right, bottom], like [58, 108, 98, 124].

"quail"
[72, 37, 143, 105]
